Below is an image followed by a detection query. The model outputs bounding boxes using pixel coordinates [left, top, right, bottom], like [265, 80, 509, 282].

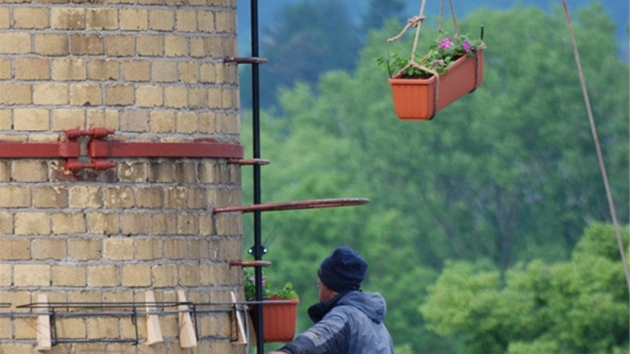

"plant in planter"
[380, 31, 486, 120]
[243, 267, 300, 343]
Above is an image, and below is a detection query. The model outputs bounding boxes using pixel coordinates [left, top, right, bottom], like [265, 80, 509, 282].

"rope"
[387, 16, 425, 43]
[561, 0, 630, 291]
[438, 0, 460, 36]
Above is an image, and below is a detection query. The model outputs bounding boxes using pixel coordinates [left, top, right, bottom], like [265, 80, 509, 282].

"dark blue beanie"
[318, 246, 368, 294]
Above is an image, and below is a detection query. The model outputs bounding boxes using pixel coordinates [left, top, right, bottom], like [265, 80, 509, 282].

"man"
[267, 246, 395, 354]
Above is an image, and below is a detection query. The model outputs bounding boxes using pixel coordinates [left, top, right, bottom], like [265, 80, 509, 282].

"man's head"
[317, 246, 368, 301]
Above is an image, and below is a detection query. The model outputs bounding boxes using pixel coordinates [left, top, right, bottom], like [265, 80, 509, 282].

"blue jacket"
[278, 291, 395, 354]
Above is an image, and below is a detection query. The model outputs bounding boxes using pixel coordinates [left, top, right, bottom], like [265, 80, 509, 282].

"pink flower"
[439, 38, 452, 49]
[462, 40, 471, 52]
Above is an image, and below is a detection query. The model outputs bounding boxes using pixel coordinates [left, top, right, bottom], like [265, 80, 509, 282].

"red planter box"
[250, 299, 300, 343]
[388, 49, 484, 120]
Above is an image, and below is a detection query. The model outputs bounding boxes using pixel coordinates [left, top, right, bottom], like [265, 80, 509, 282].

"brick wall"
[0, 0, 245, 352]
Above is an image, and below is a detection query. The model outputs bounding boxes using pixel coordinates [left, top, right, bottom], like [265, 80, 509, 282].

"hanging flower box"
[249, 298, 300, 343]
[388, 48, 484, 121]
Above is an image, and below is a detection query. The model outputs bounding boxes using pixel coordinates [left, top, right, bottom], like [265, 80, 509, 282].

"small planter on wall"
[250, 298, 300, 343]
[388, 49, 484, 120]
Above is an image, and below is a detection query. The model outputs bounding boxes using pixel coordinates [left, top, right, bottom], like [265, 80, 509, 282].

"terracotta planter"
[250, 298, 300, 343]
[388, 49, 484, 120]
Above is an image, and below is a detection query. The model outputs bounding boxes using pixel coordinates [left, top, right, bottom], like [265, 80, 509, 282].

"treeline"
[240, 4, 629, 353]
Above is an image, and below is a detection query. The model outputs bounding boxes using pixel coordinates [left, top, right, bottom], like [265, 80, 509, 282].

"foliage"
[243, 267, 299, 300]
[378, 33, 485, 78]
[241, 3, 629, 353]
[421, 223, 629, 353]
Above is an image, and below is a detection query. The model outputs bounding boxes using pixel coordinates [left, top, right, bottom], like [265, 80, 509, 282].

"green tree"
[240, 4, 628, 352]
[421, 223, 629, 353]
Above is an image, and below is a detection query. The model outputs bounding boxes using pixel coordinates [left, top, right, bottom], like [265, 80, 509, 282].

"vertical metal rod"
[250, 0, 265, 352]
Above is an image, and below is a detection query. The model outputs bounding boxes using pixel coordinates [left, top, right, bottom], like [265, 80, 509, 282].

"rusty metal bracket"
[212, 198, 370, 214]
[0, 128, 244, 173]
[223, 57, 268, 64]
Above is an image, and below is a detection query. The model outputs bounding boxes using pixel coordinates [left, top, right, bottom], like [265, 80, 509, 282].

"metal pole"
[250, 0, 265, 352]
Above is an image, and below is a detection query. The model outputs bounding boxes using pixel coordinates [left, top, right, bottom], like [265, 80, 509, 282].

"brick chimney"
[0, 0, 245, 352]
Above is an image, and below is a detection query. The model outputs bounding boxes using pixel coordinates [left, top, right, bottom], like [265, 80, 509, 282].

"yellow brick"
[14, 317, 36, 339]
[163, 238, 186, 259]
[87, 265, 119, 287]
[14, 264, 50, 286]
[121, 264, 151, 287]
[121, 60, 150, 82]
[0, 186, 31, 208]
[176, 112, 197, 133]
[164, 86, 187, 108]
[71, 34, 104, 55]
[119, 8, 148, 30]
[208, 87, 222, 108]
[70, 84, 103, 106]
[86, 109, 118, 129]
[119, 110, 148, 131]
[0, 238, 30, 260]
[87, 317, 119, 339]
[150, 163, 174, 183]
[51, 7, 85, 30]
[198, 111, 216, 133]
[152, 61, 177, 82]
[52, 58, 87, 81]
[165, 35, 187, 57]
[0, 83, 32, 105]
[32, 186, 68, 208]
[33, 83, 68, 105]
[188, 87, 206, 108]
[149, 110, 175, 132]
[104, 186, 134, 208]
[176, 10, 196, 32]
[152, 213, 176, 235]
[105, 35, 135, 57]
[103, 237, 133, 260]
[0, 343, 32, 354]
[121, 213, 149, 235]
[15, 212, 50, 235]
[12, 160, 48, 182]
[178, 264, 200, 286]
[13, 108, 49, 131]
[118, 161, 149, 183]
[86, 212, 119, 235]
[88, 59, 119, 81]
[149, 9, 174, 31]
[105, 85, 134, 106]
[32, 238, 67, 260]
[15, 58, 50, 80]
[199, 63, 216, 83]
[0, 110, 10, 130]
[0, 264, 10, 286]
[0, 29, 26, 53]
[197, 11, 214, 32]
[34, 34, 69, 56]
[136, 85, 163, 107]
[135, 187, 162, 208]
[86, 8, 118, 30]
[177, 213, 200, 234]
[0, 212, 12, 234]
[151, 264, 177, 287]
[51, 108, 85, 130]
[215, 10, 235, 33]
[0, 7, 8, 29]
[190, 37, 206, 58]
[177, 62, 197, 83]
[137, 34, 163, 56]
[68, 238, 102, 261]
[52, 212, 87, 234]
[69, 185, 103, 208]
[135, 238, 162, 260]
[0, 58, 10, 80]
[55, 317, 87, 338]
[14, 8, 48, 29]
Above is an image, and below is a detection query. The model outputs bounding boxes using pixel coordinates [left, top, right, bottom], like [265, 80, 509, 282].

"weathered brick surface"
[0, 1, 244, 351]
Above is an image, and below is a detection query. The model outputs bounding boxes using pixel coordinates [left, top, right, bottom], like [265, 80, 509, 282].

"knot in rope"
[387, 15, 425, 43]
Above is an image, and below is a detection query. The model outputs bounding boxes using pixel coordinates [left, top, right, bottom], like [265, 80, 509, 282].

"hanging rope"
[561, 0, 630, 292]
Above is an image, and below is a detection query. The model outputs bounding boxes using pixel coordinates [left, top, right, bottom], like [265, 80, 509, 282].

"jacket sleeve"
[278, 309, 350, 354]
